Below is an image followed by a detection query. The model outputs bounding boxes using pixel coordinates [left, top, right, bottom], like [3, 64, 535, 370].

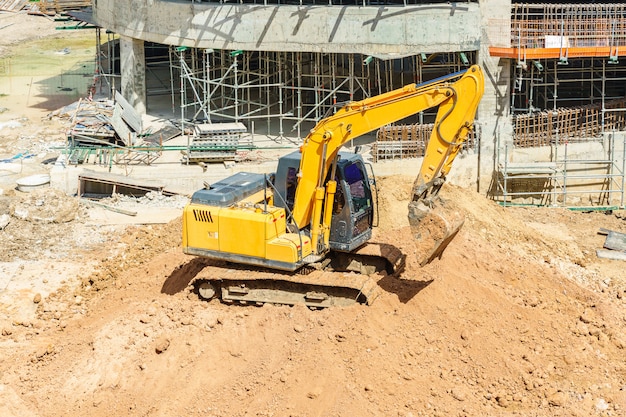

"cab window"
[343, 162, 369, 213]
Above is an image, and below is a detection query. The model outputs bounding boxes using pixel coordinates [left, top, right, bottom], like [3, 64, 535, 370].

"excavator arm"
[293, 65, 484, 258]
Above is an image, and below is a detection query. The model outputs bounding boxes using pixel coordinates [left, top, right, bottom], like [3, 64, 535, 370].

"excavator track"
[193, 267, 382, 308]
[191, 242, 403, 308]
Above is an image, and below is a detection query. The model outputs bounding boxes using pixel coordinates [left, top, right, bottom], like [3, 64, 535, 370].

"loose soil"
[1, 13, 626, 417]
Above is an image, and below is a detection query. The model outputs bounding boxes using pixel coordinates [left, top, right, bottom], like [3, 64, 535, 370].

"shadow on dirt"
[161, 258, 210, 295]
[377, 275, 433, 304]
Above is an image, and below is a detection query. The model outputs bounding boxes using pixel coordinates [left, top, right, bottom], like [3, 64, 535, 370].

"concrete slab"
[94, 2, 481, 55]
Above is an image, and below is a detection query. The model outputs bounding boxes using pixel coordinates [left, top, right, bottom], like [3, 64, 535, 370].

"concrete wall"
[93, 1, 481, 54]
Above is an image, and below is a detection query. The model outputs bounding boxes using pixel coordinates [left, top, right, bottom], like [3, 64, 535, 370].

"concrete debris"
[596, 228, 626, 261]
[101, 191, 189, 210]
[596, 249, 626, 261]
[10, 188, 79, 224]
[0, 120, 23, 131]
[117, 191, 189, 208]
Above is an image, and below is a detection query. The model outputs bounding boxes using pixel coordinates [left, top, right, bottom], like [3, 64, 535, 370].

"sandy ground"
[1, 12, 626, 417]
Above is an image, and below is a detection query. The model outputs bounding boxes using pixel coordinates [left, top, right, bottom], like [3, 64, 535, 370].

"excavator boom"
[293, 65, 484, 261]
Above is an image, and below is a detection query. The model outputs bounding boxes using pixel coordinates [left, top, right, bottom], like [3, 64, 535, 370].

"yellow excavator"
[182, 65, 484, 307]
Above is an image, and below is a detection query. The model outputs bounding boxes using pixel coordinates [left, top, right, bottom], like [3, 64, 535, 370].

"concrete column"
[477, 0, 513, 195]
[119, 36, 147, 114]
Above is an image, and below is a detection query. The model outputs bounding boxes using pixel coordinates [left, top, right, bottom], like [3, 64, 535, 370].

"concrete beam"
[93, 1, 481, 55]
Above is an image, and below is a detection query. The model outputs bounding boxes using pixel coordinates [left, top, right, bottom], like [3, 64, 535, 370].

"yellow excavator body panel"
[183, 202, 312, 268]
[266, 233, 312, 264]
[183, 203, 220, 251]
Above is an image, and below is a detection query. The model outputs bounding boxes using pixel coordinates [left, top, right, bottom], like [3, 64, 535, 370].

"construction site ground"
[1, 12, 626, 417]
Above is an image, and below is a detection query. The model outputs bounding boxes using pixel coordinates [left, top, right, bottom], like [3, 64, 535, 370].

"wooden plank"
[0, 0, 27, 12]
[114, 91, 142, 133]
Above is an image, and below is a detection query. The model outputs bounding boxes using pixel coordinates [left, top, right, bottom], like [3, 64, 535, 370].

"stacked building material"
[37, 0, 91, 15]
[373, 123, 476, 162]
[513, 99, 626, 148]
[182, 122, 249, 163]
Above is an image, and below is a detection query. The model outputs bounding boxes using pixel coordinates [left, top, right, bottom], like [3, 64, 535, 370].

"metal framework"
[168, 48, 476, 142]
[491, 3, 626, 60]
[496, 137, 626, 210]
[484, 4, 626, 147]
[93, 27, 119, 99]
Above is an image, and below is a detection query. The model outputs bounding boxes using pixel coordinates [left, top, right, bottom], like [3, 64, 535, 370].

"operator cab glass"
[329, 157, 373, 252]
[343, 162, 369, 214]
[274, 151, 374, 252]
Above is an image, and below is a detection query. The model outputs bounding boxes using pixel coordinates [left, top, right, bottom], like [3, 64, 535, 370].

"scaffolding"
[495, 137, 626, 210]
[88, 28, 477, 165]
[488, 4, 626, 208]
[93, 28, 120, 99]
[491, 3, 626, 60]
[167, 48, 476, 142]
[483, 4, 626, 146]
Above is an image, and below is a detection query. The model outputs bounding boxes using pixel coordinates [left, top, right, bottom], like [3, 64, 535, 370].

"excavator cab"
[327, 154, 373, 252]
[274, 151, 374, 253]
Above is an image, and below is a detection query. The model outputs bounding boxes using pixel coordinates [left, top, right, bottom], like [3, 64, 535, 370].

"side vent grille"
[193, 209, 214, 223]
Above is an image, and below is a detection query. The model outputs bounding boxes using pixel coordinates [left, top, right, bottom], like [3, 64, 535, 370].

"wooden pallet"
[38, 0, 91, 14]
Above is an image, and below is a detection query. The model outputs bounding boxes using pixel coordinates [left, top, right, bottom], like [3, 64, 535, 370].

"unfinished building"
[87, 0, 626, 209]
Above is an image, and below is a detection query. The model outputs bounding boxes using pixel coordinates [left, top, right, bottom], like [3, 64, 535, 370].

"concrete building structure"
[86, 0, 626, 209]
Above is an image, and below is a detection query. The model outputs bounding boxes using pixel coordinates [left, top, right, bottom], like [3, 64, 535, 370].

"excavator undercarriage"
[193, 242, 404, 308]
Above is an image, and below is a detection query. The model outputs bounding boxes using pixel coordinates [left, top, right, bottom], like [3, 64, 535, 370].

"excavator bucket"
[407, 195, 465, 266]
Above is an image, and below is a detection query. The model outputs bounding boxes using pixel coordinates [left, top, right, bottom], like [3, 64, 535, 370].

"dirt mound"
[1, 177, 625, 417]
[83, 218, 182, 292]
